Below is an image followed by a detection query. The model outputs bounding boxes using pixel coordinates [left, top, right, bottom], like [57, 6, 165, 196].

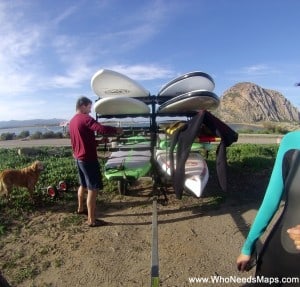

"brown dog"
[0, 160, 44, 197]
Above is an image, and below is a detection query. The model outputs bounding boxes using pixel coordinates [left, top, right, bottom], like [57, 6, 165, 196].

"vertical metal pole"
[150, 196, 159, 287]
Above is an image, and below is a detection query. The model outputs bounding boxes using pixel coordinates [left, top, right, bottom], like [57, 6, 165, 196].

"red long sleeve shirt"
[69, 113, 117, 161]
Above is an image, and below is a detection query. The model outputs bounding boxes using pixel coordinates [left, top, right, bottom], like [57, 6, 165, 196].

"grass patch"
[0, 146, 118, 237]
[15, 265, 39, 284]
[60, 214, 84, 228]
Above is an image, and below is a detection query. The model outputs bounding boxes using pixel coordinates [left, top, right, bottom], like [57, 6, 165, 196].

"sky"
[0, 0, 300, 122]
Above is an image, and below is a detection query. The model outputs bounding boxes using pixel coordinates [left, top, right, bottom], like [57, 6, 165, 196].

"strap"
[165, 121, 186, 135]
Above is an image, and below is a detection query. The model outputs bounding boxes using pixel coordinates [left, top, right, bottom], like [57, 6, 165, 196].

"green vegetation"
[226, 92, 240, 99]
[236, 122, 298, 134]
[226, 144, 278, 171]
[0, 146, 114, 235]
[202, 143, 278, 172]
[0, 144, 278, 232]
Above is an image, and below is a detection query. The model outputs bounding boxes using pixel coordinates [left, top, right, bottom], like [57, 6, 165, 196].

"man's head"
[76, 96, 93, 114]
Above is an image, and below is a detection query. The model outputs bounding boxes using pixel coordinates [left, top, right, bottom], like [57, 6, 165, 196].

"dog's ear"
[37, 161, 44, 170]
[33, 160, 43, 171]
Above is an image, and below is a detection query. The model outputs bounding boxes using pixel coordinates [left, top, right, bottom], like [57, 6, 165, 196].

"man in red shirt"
[69, 96, 122, 227]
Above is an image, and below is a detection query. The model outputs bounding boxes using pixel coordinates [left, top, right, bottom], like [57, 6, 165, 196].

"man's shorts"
[75, 159, 103, 191]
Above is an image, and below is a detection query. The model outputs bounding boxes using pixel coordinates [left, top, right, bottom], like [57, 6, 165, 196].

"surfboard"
[157, 90, 219, 114]
[105, 150, 152, 181]
[158, 71, 215, 97]
[155, 150, 209, 197]
[111, 140, 151, 150]
[104, 136, 152, 194]
[91, 69, 150, 98]
[158, 139, 208, 151]
[94, 96, 150, 115]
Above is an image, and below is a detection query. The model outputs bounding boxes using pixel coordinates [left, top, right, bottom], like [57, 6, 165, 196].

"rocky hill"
[215, 82, 300, 124]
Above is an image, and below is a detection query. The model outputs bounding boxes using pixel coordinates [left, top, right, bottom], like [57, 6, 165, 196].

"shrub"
[0, 133, 16, 140]
[18, 130, 30, 139]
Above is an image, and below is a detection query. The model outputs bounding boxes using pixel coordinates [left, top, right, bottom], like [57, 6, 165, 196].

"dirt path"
[0, 171, 278, 287]
[0, 133, 282, 149]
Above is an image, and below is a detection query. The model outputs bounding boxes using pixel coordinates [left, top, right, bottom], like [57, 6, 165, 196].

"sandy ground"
[0, 170, 279, 287]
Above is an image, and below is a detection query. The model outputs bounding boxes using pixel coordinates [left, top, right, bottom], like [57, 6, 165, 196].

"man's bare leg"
[87, 189, 97, 225]
[77, 185, 87, 213]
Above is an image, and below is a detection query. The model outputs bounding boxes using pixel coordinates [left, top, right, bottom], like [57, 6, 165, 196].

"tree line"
[0, 130, 69, 141]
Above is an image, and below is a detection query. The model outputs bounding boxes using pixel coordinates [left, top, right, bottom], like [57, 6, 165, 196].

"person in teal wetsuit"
[237, 131, 300, 285]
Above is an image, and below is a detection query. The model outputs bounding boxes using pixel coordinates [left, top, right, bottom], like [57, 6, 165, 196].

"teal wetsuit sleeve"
[241, 131, 300, 255]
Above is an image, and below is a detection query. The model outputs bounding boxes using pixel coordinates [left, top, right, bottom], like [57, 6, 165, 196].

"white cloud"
[51, 4, 79, 26]
[108, 64, 174, 81]
[241, 64, 280, 76]
[0, 2, 43, 97]
[50, 65, 92, 89]
[0, 1, 181, 120]
[226, 64, 280, 78]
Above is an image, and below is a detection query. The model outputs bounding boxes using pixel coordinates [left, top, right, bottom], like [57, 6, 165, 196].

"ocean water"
[0, 122, 264, 137]
[0, 125, 65, 136]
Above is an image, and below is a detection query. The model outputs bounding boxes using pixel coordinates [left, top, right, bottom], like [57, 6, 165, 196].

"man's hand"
[116, 127, 123, 135]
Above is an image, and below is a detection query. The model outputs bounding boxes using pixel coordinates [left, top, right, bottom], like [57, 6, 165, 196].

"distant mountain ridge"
[2, 83, 299, 130]
[215, 82, 300, 123]
[0, 119, 67, 129]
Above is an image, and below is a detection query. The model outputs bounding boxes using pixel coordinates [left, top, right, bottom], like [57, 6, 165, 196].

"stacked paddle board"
[111, 135, 151, 150]
[91, 70, 152, 193]
[105, 149, 152, 181]
[155, 149, 209, 198]
[91, 68, 220, 198]
[91, 69, 151, 116]
[104, 137, 152, 194]
[157, 71, 219, 114]
[154, 71, 220, 197]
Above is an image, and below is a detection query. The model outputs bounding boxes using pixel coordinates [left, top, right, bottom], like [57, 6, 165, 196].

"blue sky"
[0, 0, 300, 121]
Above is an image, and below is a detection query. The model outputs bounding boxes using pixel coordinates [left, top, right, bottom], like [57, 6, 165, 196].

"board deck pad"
[112, 136, 151, 150]
[105, 150, 152, 180]
[158, 139, 208, 151]
[158, 71, 215, 97]
[155, 150, 209, 197]
[94, 96, 150, 115]
[112, 141, 151, 150]
[157, 90, 220, 114]
[91, 69, 150, 98]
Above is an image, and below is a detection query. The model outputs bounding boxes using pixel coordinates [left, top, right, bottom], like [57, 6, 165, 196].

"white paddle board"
[91, 69, 150, 98]
[157, 90, 219, 114]
[158, 71, 215, 97]
[155, 150, 209, 197]
[94, 96, 150, 115]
